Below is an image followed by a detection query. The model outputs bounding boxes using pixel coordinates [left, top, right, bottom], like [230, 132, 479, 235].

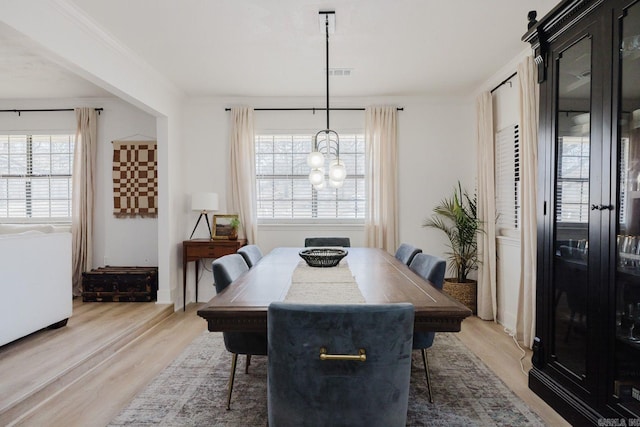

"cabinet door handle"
[591, 204, 614, 211]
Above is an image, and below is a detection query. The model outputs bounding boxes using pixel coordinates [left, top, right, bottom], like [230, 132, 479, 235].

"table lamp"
[190, 192, 219, 239]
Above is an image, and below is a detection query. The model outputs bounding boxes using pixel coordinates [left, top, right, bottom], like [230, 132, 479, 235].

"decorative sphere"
[309, 169, 325, 186]
[307, 151, 325, 168]
[329, 161, 346, 181]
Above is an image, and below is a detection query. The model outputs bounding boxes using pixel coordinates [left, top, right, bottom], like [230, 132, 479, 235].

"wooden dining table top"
[197, 247, 472, 333]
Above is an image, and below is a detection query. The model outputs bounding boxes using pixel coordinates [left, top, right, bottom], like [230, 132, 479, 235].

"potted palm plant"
[422, 182, 481, 313]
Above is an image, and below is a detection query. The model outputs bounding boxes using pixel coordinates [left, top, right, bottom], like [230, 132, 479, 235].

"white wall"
[0, 97, 158, 270]
[182, 95, 475, 303]
[397, 97, 476, 259]
[493, 75, 520, 130]
[95, 100, 158, 267]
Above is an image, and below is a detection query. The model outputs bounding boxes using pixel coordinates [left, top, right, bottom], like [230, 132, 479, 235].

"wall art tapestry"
[112, 141, 158, 217]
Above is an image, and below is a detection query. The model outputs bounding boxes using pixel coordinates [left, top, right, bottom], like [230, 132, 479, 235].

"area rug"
[109, 332, 546, 426]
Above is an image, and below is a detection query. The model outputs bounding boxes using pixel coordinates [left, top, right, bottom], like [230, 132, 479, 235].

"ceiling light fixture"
[307, 11, 346, 190]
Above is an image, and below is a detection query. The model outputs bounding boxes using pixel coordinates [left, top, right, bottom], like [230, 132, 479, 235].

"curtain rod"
[490, 72, 518, 94]
[0, 108, 103, 117]
[224, 107, 404, 112]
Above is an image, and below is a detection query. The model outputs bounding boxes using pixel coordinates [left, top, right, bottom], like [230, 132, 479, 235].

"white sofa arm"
[0, 231, 72, 346]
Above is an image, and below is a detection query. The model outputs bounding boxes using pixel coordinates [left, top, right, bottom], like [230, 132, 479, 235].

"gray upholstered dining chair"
[236, 244, 263, 268]
[304, 237, 351, 247]
[212, 254, 267, 410]
[267, 302, 414, 427]
[395, 243, 422, 266]
[408, 252, 446, 403]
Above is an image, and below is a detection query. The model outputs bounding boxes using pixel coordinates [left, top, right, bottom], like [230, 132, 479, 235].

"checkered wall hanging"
[112, 140, 158, 217]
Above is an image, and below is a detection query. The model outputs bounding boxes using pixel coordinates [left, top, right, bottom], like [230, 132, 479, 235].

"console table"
[182, 238, 247, 311]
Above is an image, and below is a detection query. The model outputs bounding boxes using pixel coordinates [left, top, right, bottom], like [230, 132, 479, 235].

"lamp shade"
[191, 192, 219, 212]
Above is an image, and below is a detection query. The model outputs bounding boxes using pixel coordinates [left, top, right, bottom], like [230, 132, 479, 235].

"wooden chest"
[82, 266, 158, 302]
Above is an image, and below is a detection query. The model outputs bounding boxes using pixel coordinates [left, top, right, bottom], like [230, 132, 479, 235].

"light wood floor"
[458, 318, 570, 426]
[0, 300, 569, 426]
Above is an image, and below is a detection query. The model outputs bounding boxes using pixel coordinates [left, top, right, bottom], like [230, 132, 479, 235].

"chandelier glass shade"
[308, 11, 346, 189]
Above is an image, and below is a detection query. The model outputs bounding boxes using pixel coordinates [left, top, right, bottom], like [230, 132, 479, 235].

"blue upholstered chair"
[408, 253, 446, 403]
[395, 243, 422, 266]
[236, 244, 263, 268]
[212, 254, 267, 410]
[267, 302, 414, 427]
[304, 237, 351, 247]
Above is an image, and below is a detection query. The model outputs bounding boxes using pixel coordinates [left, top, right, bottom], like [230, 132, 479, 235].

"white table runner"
[284, 260, 366, 304]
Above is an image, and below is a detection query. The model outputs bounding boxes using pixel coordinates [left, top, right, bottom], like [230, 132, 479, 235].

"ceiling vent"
[328, 68, 352, 77]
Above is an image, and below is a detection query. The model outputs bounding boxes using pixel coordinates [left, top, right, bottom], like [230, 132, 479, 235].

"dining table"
[197, 247, 472, 333]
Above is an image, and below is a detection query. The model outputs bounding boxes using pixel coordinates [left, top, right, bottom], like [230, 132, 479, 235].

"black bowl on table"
[298, 248, 348, 267]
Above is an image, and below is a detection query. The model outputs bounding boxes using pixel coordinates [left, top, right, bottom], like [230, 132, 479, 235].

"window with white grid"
[619, 137, 629, 226]
[255, 133, 365, 220]
[0, 134, 75, 221]
[556, 135, 590, 223]
[495, 124, 520, 231]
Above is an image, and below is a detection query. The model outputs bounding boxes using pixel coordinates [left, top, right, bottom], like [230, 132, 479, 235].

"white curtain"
[71, 108, 97, 296]
[364, 106, 398, 253]
[476, 92, 497, 320]
[228, 107, 257, 244]
[517, 56, 539, 348]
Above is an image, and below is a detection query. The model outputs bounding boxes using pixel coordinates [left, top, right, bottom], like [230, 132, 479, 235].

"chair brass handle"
[319, 347, 366, 362]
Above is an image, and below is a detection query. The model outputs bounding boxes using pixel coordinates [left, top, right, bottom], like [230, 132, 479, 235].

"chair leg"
[245, 354, 251, 374]
[227, 353, 238, 410]
[421, 348, 434, 403]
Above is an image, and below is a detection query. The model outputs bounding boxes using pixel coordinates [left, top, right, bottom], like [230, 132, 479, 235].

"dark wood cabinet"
[524, 0, 640, 424]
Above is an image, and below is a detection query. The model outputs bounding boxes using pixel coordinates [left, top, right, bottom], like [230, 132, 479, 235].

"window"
[495, 124, 520, 231]
[556, 135, 590, 223]
[0, 134, 75, 221]
[619, 137, 630, 226]
[255, 133, 365, 220]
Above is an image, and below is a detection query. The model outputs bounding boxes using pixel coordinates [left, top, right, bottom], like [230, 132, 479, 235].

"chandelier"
[307, 11, 346, 190]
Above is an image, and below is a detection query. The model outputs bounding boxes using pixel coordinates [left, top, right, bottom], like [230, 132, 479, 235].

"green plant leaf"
[422, 181, 483, 282]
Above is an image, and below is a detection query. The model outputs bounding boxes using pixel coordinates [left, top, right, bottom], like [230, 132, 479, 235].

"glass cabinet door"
[614, 0, 640, 415]
[552, 36, 592, 380]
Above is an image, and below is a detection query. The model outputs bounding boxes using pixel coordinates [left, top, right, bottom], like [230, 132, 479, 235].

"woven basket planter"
[443, 279, 477, 314]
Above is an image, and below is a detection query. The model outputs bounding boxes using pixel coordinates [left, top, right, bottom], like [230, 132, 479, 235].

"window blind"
[255, 134, 365, 220]
[555, 135, 590, 223]
[0, 134, 74, 220]
[619, 137, 629, 225]
[495, 124, 520, 231]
